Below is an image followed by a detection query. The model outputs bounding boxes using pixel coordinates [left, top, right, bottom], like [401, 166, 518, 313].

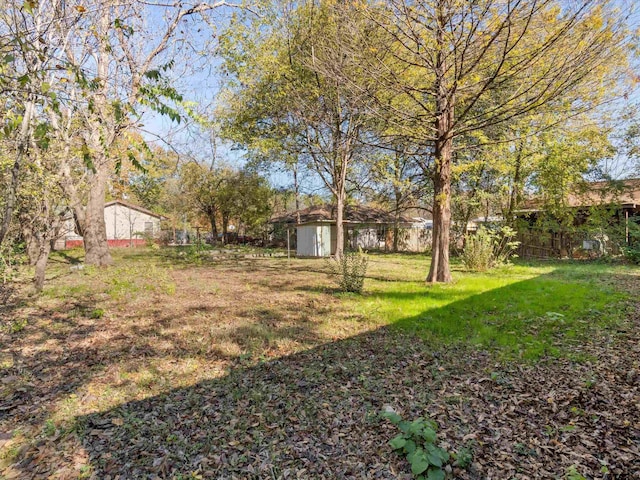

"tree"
[0, 0, 67, 247]
[357, 0, 628, 281]
[0, 0, 237, 266]
[233, 169, 274, 239]
[181, 161, 229, 240]
[219, 0, 376, 258]
[181, 161, 273, 242]
[367, 145, 429, 252]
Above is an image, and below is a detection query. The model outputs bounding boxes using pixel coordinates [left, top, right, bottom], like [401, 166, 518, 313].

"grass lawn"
[0, 248, 638, 479]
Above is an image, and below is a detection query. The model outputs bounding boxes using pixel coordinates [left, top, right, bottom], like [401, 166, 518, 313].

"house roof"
[270, 204, 414, 225]
[520, 179, 640, 212]
[105, 200, 169, 220]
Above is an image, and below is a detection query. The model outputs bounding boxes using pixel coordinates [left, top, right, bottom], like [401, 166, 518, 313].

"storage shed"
[270, 204, 427, 257]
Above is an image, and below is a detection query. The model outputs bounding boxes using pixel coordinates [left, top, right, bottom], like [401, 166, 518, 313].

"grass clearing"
[0, 248, 637, 478]
[356, 257, 628, 360]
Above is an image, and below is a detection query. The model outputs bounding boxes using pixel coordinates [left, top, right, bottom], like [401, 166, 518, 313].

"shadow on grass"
[4, 267, 634, 478]
[45, 273, 626, 479]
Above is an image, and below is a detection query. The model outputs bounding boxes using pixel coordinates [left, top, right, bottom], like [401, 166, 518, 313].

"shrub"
[621, 228, 640, 264]
[382, 409, 450, 480]
[461, 226, 519, 272]
[0, 240, 22, 285]
[327, 249, 368, 293]
[621, 244, 640, 264]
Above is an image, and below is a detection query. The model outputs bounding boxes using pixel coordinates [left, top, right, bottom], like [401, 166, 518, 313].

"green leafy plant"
[326, 249, 368, 293]
[8, 318, 27, 333]
[452, 445, 473, 469]
[382, 410, 450, 479]
[565, 465, 587, 480]
[461, 226, 519, 272]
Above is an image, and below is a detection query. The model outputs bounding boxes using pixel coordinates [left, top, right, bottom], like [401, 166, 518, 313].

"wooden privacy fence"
[516, 229, 620, 259]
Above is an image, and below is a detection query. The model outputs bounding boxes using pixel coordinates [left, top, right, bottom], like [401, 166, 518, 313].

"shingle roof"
[520, 179, 640, 211]
[270, 204, 414, 225]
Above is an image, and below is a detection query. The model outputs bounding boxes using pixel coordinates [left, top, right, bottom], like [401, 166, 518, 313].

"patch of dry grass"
[0, 248, 382, 474]
[0, 248, 637, 479]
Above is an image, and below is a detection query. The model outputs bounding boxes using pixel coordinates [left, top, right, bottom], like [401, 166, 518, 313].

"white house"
[63, 200, 167, 249]
[270, 205, 431, 257]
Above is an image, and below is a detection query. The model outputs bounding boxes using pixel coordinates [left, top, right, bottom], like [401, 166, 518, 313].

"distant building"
[61, 200, 167, 249]
[515, 179, 640, 258]
[270, 204, 431, 257]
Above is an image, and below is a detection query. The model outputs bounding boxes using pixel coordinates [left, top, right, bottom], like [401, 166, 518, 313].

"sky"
[137, 0, 640, 192]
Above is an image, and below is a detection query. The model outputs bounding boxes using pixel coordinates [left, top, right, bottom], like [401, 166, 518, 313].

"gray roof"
[270, 204, 414, 225]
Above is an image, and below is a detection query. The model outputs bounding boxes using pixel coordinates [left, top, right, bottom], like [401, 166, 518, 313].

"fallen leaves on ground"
[1, 257, 639, 479]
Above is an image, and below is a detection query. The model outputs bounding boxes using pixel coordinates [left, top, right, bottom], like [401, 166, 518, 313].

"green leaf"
[33, 122, 50, 150]
[426, 450, 442, 467]
[81, 143, 96, 173]
[421, 427, 437, 443]
[408, 448, 429, 476]
[381, 411, 402, 425]
[436, 447, 450, 464]
[389, 435, 406, 450]
[404, 439, 417, 454]
[23, 0, 35, 14]
[408, 418, 426, 435]
[426, 467, 445, 480]
[144, 69, 161, 80]
[397, 420, 411, 433]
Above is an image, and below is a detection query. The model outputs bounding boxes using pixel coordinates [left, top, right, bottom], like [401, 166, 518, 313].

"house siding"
[104, 203, 161, 241]
[58, 202, 164, 250]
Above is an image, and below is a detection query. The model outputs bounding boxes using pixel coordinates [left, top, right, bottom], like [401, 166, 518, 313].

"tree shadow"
[4, 270, 638, 479]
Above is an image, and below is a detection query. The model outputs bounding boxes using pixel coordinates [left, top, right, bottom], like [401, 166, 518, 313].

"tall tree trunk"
[333, 148, 349, 259]
[83, 167, 113, 266]
[33, 238, 51, 293]
[335, 191, 345, 258]
[393, 222, 399, 253]
[21, 220, 39, 266]
[506, 139, 524, 226]
[222, 214, 229, 244]
[209, 214, 218, 242]
[393, 185, 401, 253]
[427, 4, 453, 283]
[294, 163, 301, 224]
[0, 101, 35, 247]
[427, 106, 454, 282]
[427, 140, 453, 283]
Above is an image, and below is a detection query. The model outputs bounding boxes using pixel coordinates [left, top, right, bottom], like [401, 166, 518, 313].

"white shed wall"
[104, 204, 161, 240]
[296, 224, 333, 257]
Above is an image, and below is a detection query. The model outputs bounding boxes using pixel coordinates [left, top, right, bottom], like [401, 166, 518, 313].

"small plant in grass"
[382, 410, 450, 479]
[452, 445, 473, 469]
[565, 465, 587, 480]
[43, 419, 57, 437]
[326, 249, 368, 294]
[621, 244, 640, 264]
[461, 226, 519, 272]
[8, 318, 27, 333]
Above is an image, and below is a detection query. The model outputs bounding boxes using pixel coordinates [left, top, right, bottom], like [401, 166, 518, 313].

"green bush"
[0, 240, 22, 285]
[461, 226, 519, 272]
[621, 244, 640, 264]
[327, 249, 368, 293]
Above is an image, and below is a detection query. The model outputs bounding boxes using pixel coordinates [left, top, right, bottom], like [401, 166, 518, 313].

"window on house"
[144, 222, 154, 235]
